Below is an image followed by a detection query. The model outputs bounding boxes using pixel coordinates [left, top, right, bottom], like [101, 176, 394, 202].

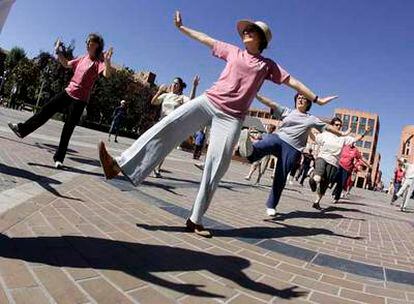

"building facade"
[398, 125, 414, 164]
[335, 108, 380, 189]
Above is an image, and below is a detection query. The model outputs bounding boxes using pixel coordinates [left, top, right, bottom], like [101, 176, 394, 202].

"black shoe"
[154, 171, 162, 178]
[309, 178, 317, 192]
[312, 202, 322, 210]
[8, 122, 23, 138]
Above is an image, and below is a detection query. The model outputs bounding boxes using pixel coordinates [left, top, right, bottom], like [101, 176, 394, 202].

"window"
[342, 115, 350, 131]
[358, 117, 367, 135]
[363, 153, 370, 161]
[403, 136, 412, 156]
[364, 141, 372, 149]
[356, 141, 363, 147]
[368, 119, 375, 136]
[351, 116, 358, 133]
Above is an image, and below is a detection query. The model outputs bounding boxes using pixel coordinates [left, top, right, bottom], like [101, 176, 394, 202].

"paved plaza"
[0, 108, 413, 304]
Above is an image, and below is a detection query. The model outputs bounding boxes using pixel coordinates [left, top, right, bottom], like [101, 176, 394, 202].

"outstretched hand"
[174, 11, 183, 28]
[317, 95, 338, 105]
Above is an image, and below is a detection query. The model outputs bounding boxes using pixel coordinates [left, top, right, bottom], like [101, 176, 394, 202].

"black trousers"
[18, 91, 86, 162]
[314, 158, 338, 195]
[193, 144, 203, 159]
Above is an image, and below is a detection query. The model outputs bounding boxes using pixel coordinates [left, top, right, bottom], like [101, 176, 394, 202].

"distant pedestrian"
[108, 100, 127, 143]
[193, 128, 206, 160]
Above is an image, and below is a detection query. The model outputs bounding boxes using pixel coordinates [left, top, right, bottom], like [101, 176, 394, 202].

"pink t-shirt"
[339, 145, 362, 172]
[65, 55, 105, 102]
[205, 41, 290, 119]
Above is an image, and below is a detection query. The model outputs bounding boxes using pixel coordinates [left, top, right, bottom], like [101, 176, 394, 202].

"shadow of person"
[0, 234, 306, 300]
[272, 210, 365, 222]
[0, 163, 81, 201]
[137, 222, 363, 241]
[27, 162, 103, 179]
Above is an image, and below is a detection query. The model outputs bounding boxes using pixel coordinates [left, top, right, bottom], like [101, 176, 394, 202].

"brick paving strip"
[1, 108, 413, 303]
[108, 177, 414, 286]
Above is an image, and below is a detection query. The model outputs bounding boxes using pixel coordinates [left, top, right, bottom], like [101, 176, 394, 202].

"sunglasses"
[243, 26, 258, 35]
[334, 123, 342, 127]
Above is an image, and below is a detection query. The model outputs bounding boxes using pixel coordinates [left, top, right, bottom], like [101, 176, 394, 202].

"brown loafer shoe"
[185, 219, 212, 238]
[98, 141, 121, 179]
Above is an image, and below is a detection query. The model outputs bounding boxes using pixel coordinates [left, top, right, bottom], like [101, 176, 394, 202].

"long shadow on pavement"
[28, 162, 103, 179]
[269, 210, 365, 222]
[0, 234, 306, 300]
[0, 163, 81, 201]
[137, 222, 363, 240]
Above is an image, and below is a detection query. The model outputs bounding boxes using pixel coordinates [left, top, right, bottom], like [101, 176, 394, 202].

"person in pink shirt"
[98, 11, 337, 237]
[332, 143, 371, 203]
[8, 33, 113, 168]
[391, 159, 406, 203]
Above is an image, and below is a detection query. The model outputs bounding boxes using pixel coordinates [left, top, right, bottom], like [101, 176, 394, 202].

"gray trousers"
[116, 95, 242, 224]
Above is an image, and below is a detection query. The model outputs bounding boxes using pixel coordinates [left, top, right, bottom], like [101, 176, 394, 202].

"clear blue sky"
[1, 0, 413, 184]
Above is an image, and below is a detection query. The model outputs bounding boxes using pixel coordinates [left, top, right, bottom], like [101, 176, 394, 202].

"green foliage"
[4, 47, 26, 73]
[3, 57, 40, 104]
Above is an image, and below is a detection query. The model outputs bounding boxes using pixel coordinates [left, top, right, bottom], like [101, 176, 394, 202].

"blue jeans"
[248, 134, 301, 209]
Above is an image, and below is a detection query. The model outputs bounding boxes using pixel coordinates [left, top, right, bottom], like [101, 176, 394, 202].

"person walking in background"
[151, 75, 200, 178]
[193, 127, 206, 160]
[8, 33, 113, 168]
[297, 148, 314, 186]
[108, 100, 127, 143]
[393, 158, 414, 209]
[391, 158, 405, 204]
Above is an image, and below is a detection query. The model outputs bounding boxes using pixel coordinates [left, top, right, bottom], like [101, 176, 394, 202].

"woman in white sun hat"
[98, 11, 337, 237]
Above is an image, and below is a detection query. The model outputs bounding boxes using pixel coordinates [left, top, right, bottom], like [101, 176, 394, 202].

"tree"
[4, 47, 26, 73]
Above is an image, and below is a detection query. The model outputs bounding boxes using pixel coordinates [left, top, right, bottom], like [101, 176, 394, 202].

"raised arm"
[54, 39, 71, 69]
[256, 94, 281, 109]
[151, 85, 168, 105]
[102, 47, 114, 78]
[353, 127, 371, 143]
[174, 11, 216, 48]
[284, 75, 338, 106]
[325, 125, 350, 137]
[189, 75, 200, 100]
[256, 94, 286, 119]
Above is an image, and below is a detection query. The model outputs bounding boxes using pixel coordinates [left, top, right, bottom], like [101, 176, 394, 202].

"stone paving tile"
[10, 287, 50, 304]
[33, 266, 89, 304]
[79, 277, 134, 304]
[128, 286, 176, 304]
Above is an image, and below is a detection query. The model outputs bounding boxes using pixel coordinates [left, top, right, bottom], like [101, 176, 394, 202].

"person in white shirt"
[309, 117, 369, 209]
[150, 75, 200, 177]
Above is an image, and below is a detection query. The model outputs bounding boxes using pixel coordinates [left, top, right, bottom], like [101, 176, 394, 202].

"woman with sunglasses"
[98, 11, 337, 237]
[308, 118, 370, 209]
[238, 94, 347, 216]
[151, 75, 200, 178]
[8, 33, 113, 168]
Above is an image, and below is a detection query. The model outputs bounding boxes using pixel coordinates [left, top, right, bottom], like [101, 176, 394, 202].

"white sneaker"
[55, 161, 63, 169]
[238, 129, 253, 158]
[266, 208, 277, 216]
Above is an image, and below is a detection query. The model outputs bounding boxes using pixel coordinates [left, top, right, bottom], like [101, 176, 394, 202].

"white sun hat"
[237, 20, 272, 47]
